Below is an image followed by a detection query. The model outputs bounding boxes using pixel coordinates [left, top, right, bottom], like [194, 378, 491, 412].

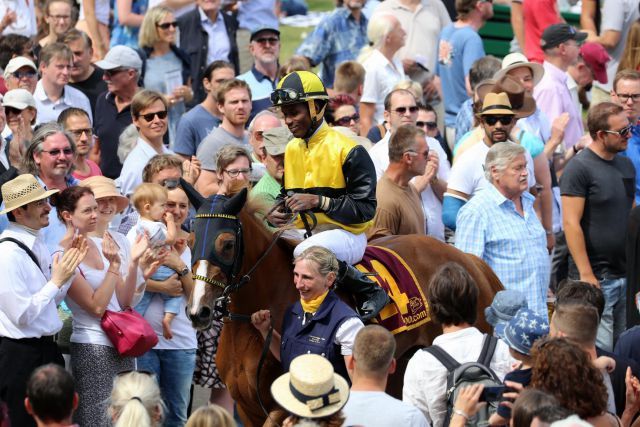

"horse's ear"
[225, 187, 247, 215]
[179, 178, 205, 211]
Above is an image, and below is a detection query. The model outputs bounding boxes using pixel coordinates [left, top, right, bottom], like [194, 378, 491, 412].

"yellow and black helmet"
[271, 71, 329, 124]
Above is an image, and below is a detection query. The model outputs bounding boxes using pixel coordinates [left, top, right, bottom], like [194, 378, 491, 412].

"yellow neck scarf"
[300, 291, 329, 314]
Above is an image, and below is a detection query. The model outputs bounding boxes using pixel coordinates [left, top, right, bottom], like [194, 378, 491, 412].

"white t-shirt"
[447, 140, 536, 198]
[135, 218, 168, 249]
[368, 133, 451, 240]
[361, 49, 406, 124]
[66, 232, 132, 346]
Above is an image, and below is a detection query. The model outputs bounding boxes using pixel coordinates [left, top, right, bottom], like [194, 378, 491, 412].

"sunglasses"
[335, 113, 360, 126]
[603, 124, 632, 138]
[483, 116, 514, 126]
[12, 70, 37, 79]
[254, 37, 279, 46]
[157, 21, 178, 30]
[104, 68, 128, 78]
[224, 168, 252, 178]
[4, 106, 25, 115]
[391, 106, 419, 115]
[416, 121, 437, 130]
[161, 178, 180, 189]
[271, 88, 302, 105]
[139, 110, 168, 122]
[41, 147, 74, 157]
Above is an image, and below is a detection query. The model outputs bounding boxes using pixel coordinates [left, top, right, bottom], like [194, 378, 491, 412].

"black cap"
[540, 23, 587, 50]
[250, 26, 280, 41]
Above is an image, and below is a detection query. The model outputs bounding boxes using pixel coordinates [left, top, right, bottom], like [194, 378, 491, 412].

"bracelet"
[453, 408, 470, 421]
[545, 229, 553, 236]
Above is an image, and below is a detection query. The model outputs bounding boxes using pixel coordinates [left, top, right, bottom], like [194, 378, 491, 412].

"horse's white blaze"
[190, 261, 209, 316]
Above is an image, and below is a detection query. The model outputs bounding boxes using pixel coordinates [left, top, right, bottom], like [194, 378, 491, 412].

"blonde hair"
[393, 80, 423, 104]
[131, 183, 168, 212]
[358, 14, 396, 63]
[108, 372, 164, 427]
[185, 404, 236, 427]
[293, 246, 339, 277]
[618, 19, 640, 74]
[139, 6, 174, 49]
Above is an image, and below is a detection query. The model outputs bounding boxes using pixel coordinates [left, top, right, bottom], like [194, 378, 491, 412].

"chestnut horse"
[183, 185, 503, 427]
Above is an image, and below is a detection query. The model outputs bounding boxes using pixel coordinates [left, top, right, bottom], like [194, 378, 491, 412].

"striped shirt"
[455, 184, 550, 317]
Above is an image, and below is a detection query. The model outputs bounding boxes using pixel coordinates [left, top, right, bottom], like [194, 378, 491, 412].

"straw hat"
[79, 176, 129, 213]
[271, 354, 350, 419]
[0, 174, 58, 215]
[494, 52, 544, 87]
[478, 92, 515, 116]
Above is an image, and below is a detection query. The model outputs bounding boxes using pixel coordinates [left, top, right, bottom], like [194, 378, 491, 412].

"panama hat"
[0, 174, 58, 215]
[271, 354, 350, 419]
[494, 52, 544, 87]
[490, 75, 536, 118]
[478, 92, 515, 116]
[79, 176, 129, 213]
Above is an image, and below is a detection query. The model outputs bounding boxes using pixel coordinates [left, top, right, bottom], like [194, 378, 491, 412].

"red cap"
[580, 42, 611, 84]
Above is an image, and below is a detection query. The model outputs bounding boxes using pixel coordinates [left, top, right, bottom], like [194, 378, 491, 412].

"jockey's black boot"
[337, 260, 389, 322]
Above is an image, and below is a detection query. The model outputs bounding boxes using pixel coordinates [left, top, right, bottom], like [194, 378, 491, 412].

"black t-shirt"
[94, 91, 132, 179]
[597, 346, 640, 416]
[69, 67, 108, 117]
[497, 367, 532, 419]
[560, 148, 635, 279]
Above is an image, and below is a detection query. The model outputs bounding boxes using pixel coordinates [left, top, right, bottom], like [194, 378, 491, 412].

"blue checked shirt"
[455, 185, 550, 317]
[296, 7, 368, 88]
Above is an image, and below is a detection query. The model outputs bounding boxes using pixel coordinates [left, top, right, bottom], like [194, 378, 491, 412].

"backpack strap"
[477, 333, 498, 367]
[423, 345, 461, 372]
[0, 237, 41, 270]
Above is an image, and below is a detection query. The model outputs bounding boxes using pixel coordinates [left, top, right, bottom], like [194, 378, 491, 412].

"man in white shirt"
[0, 174, 86, 427]
[343, 325, 429, 427]
[368, 88, 450, 240]
[34, 43, 92, 125]
[403, 262, 512, 426]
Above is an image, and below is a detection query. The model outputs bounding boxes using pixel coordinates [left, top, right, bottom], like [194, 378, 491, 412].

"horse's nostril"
[198, 306, 211, 320]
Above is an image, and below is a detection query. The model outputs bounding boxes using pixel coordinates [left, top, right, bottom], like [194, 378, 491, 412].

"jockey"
[267, 70, 388, 321]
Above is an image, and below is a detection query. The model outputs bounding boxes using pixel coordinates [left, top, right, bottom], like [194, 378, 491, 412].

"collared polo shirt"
[94, 90, 133, 179]
[237, 66, 278, 117]
[117, 138, 174, 198]
[34, 80, 93, 125]
[199, 7, 231, 65]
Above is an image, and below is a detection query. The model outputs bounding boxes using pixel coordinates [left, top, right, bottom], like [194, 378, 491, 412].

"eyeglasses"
[32, 198, 50, 208]
[41, 147, 74, 157]
[224, 168, 252, 178]
[157, 21, 178, 30]
[254, 37, 279, 46]
[4, 106, 24, 115]
[49, 14, 70, 20]
[335, 113, 360, 126]
[615, 93, 640, 102]
[416, 121, 437, 130]
[391, 106, 419, 115]
[271, 88, 302, 105]
[603, 124, 632, 138]
[12, 70, 36, 79]
[68, 128, 93, 138]
[161, 178, 180, 189]
[483, 116, 514, 126]
[139, 110, 168, 122]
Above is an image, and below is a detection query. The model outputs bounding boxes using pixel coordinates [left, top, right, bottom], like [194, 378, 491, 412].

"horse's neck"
[235, 210, 297, 317]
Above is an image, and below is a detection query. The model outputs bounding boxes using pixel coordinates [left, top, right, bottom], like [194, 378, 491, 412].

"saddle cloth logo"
[355, 246, 430, 334]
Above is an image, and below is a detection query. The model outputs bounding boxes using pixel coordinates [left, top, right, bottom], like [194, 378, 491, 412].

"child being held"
[489, 308, 548, 426]
[128, 183, 180, 339]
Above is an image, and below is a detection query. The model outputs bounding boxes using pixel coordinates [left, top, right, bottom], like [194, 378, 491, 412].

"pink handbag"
[101, 308, 158, 357]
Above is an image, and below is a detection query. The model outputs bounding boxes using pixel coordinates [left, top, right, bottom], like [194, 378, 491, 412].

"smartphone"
[479, 386, 506, 402]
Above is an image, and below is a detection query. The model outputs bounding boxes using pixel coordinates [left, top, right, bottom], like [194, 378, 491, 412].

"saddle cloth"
[355, 246, 431, 334]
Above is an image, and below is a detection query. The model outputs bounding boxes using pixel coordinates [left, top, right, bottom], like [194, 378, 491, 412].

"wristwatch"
[178, 266, 190, 277]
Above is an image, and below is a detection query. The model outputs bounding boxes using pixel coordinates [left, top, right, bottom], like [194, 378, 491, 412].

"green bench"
[479, 4, 581, 59]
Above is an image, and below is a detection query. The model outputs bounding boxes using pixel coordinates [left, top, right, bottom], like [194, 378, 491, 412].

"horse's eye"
[223, 240, 235, 252]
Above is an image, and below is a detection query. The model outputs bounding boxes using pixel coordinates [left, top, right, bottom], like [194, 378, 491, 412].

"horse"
[182, 184, 504, 427]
